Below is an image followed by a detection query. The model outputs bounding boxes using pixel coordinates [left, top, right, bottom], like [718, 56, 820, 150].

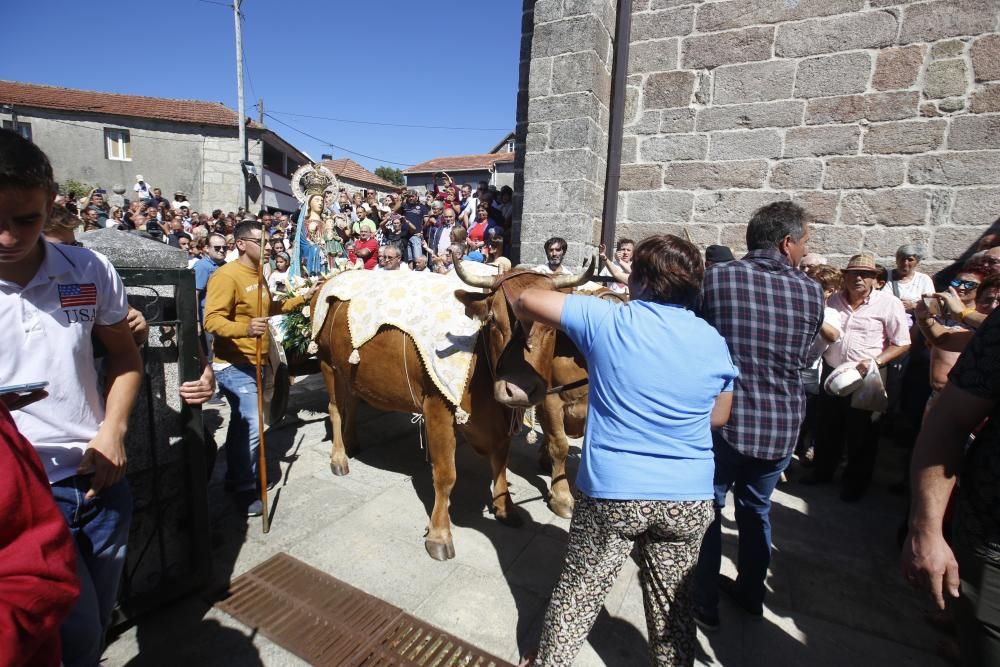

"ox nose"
[495, 378, 546, 408]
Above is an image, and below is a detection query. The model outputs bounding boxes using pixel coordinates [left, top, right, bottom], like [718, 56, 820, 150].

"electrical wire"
[262, 112, 414, 167]
[262, 109, 510, 132]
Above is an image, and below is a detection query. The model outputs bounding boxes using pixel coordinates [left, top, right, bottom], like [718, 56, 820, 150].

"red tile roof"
[320, 158, 398, 189]
[0, 80, 256, 128]
[403, 152, 516, 174]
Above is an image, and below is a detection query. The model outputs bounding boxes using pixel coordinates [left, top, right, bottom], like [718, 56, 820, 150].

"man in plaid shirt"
[693, 202, 823, 628]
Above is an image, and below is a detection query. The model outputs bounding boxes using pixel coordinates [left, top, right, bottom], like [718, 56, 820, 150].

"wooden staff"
[254, 234, 270, 533]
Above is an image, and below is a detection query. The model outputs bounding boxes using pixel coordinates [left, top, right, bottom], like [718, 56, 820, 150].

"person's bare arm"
[857, 343, 909, 376]
[710, 391, 733, 429]
[82, 319, 143, 499]
[902, 383, 994, 608]
[513, 288, 568, 330]
[818, 322, 840, 343]
[938, 288, 986, 329]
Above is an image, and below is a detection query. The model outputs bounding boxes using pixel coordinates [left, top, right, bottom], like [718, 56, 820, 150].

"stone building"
[319, 158, 399, 197]
[404, 152, 517, 193]
[0, 80, 310, 214]
[514, 0, 1000, 269]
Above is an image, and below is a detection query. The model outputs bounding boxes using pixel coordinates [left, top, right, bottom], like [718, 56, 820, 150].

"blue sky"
[1, 0, 522, 171]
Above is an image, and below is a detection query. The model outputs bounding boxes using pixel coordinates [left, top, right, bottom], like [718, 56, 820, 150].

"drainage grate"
[216, 553, 512, 667]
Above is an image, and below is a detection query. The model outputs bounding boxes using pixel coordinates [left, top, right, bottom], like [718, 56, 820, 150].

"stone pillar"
[515, 0, 616, 267]
[518, 0, 1000, 274]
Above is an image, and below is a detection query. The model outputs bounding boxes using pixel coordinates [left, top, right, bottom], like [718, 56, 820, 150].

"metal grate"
[217, 553, 512, 667]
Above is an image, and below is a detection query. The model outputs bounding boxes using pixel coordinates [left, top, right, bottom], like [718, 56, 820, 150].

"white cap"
[824, 362, 865, 397]
[136, 174, 145, 182]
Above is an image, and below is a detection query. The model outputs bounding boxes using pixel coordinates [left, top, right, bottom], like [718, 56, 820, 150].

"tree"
[374, 166, 404, 186]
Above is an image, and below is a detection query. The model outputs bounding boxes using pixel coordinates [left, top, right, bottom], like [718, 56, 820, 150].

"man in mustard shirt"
[204, 219, 317, 516]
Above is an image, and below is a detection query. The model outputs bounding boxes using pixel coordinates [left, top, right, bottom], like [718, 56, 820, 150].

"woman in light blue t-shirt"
[514, 234, 737, 667]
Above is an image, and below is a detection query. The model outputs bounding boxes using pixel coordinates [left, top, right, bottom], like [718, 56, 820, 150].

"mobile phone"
[923, 296, 942, 317]
[0, 381, 49, 394]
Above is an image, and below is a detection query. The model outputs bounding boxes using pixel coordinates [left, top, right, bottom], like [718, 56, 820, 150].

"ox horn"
[551, 254, 598, 289]
[453, 256, 496, 289]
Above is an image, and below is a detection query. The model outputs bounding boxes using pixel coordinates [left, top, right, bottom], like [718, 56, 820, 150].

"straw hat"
[824, 362, 865, 397]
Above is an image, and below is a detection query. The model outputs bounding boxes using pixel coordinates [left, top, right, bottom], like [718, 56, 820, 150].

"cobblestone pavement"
[105, 375, 949, 666]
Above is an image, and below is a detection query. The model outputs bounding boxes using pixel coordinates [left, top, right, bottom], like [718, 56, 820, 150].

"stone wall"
[519, 0, 1000, 271]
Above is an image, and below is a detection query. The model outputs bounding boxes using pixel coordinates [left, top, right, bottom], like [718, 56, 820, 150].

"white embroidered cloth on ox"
[310, 269, 499, 411]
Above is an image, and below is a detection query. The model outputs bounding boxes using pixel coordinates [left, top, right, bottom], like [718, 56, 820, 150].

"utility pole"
[258, 97, 264, 126]
[233, 0, 248, 211]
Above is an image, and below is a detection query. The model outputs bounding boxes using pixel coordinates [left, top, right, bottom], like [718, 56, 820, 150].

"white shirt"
[268, 270, 290, 295]
[533, 263, 571, 275]
[134, 182, 152, 199]
[0, 241, 129, 483]
[171, 199, 190, 211]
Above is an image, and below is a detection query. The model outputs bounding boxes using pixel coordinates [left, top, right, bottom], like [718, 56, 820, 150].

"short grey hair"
[895, 244, 924, 259]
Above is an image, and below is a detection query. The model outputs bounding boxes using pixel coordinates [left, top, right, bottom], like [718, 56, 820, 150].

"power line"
[262, 109, 510, 132]
[262, 112, 414, 167]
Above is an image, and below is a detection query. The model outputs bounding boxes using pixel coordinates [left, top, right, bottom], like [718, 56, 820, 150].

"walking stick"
[254, 236, 271, 533]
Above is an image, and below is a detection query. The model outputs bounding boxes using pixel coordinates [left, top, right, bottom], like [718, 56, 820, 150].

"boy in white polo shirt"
[0, 129, 142, 667]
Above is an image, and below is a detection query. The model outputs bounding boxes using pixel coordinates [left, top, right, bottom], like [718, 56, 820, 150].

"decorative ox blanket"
[311, 269, 499, 414]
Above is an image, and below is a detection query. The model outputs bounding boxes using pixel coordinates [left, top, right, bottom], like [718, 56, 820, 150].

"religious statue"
[289, 163, 337, 280]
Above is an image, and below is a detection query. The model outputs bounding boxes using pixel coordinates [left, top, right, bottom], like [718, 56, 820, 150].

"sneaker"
[224, 475, 279, 494]
[718, 576, 763, 616]
[245, 498, 264, 517]
[693, 606, 720, 632]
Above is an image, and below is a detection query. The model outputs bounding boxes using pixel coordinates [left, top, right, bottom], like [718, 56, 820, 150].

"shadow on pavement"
[118, 405, 314, 667]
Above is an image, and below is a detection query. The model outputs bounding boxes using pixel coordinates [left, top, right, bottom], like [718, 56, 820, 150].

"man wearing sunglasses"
[203, 221, 320, 517]
[806, 253, 910, 501]
[193, 233, 227, 345]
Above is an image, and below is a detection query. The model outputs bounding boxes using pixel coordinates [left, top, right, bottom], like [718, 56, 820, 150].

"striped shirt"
[700, 249, 824, 460]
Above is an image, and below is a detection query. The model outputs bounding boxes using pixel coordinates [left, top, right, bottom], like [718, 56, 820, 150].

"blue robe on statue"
[290, 205, 324, 278]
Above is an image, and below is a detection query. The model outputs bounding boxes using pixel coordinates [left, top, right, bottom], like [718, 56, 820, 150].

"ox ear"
[454, 289, 491, 321]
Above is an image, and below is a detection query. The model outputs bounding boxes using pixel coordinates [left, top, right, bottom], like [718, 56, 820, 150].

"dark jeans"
[954, 532, 1000, 666]
[694, 433, 792, 614]
[51, 475, 133, 667]
[813, 363, 882, 493]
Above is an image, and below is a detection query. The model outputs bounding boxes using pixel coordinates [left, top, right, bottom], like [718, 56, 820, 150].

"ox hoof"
[549, 497, 575, 519]
[425, 540, 456, 561]
[329, 461, 350, 476]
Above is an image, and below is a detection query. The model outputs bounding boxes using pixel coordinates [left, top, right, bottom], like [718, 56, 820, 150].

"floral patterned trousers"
[536, 495, 714, 666]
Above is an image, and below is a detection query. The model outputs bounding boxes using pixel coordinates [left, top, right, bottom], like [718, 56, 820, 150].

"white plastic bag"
[850, 359, 888, 415]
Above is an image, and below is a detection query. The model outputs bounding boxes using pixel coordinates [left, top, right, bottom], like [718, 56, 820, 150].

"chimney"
[321, 154, 333, 161]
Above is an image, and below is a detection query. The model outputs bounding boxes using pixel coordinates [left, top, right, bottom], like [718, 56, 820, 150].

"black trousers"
[813, 363, 882, 492]
[954, 532, 1000, 666]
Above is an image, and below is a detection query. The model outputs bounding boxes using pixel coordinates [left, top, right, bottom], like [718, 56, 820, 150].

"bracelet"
[959, 307, 976, 323]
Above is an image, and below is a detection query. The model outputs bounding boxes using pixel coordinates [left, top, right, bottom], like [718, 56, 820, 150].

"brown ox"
[312, 259, 595, 560]
[537, 288, 627, 518]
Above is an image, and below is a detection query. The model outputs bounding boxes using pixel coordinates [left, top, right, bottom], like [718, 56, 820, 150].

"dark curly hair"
[629, 234, 704, 307]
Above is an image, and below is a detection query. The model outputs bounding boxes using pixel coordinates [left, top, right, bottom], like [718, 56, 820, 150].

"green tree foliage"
[59, 178, 95, 200]
[374, 166, 404, 186]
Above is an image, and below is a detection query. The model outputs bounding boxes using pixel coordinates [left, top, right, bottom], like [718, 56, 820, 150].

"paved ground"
[105, 375, 951, 666]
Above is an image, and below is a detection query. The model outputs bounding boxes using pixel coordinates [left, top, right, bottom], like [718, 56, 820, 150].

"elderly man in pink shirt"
[804, 253, 911, 501]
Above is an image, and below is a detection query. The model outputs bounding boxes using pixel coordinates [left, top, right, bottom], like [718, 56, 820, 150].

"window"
[104, 128, 131, 161]
[2, 120, 31, 140]
[262, 143, 284, 174]
[285, 156, 301, 178]
[506, 139, 514, 153]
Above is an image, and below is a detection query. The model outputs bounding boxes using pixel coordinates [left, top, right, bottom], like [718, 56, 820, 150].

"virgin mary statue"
[289, 163, 337, 280]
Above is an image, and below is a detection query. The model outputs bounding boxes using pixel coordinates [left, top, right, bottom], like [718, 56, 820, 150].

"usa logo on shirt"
[58, 283, 98, 308]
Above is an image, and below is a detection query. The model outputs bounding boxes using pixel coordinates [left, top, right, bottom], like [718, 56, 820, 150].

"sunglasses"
[950, 279, 980, 290]
[210, 245, 225, 251]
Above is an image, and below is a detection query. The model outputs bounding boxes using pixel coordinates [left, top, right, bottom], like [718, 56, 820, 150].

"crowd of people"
[3, 123, 1000, 667]
[58, 171, 517, 281]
